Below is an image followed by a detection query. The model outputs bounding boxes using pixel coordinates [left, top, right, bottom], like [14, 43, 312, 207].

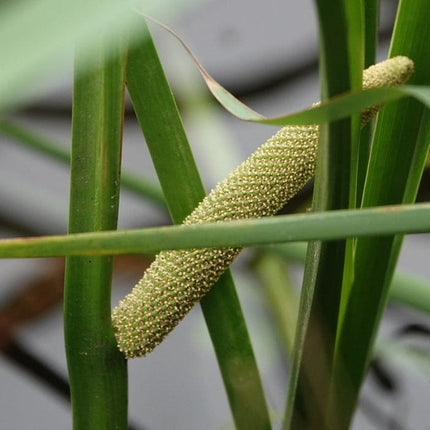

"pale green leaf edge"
[0, 202, 429, 258]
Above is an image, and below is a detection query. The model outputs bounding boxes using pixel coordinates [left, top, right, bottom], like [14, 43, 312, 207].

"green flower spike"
[112, 56, 414, 358]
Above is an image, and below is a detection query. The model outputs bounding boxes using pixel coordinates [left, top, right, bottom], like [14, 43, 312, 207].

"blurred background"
[1, 0, 430, 428]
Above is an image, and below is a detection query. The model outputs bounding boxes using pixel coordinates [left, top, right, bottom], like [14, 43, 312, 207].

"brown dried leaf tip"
[112, 56, 414, 358]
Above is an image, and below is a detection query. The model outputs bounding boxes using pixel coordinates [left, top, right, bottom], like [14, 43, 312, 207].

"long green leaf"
[0, 203, 429, 258]
[284, 2, 363, 428]
[244, 85, 430, 126]
[63, 39, 128, 428]
[124, 20, 271, 429]
[331, 1, 430, 428]
[357, 0, 379, 203]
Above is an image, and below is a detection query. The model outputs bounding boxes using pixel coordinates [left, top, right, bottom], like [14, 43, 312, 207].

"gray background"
[1, 0, 429, 428]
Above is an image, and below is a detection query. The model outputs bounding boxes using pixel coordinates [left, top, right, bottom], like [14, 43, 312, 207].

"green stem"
[63, 39, 128, 429]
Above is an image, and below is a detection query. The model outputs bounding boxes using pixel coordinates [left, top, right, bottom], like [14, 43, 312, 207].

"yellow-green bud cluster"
[112, 56, 413, 358]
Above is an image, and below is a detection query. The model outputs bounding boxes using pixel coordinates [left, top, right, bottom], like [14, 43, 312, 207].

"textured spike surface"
[112, 56, 414, 358]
